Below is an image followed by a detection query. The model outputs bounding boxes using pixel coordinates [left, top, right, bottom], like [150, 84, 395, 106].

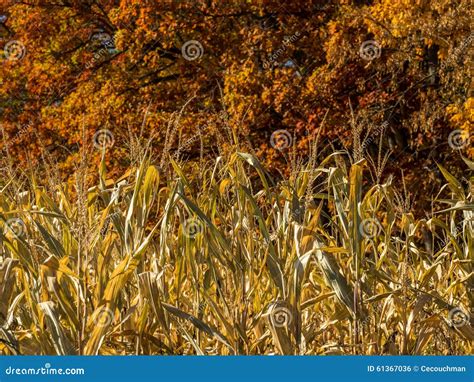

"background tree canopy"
[0, 0, 472, 213]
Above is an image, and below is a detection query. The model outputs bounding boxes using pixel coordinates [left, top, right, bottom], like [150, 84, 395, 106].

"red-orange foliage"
[0, 0, 472, 208]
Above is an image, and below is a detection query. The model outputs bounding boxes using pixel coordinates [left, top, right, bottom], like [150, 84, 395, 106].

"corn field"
[0, 144, 473, 355]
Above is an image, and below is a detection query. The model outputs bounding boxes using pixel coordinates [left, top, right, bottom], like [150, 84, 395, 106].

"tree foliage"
[0, 0, 472, 210]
